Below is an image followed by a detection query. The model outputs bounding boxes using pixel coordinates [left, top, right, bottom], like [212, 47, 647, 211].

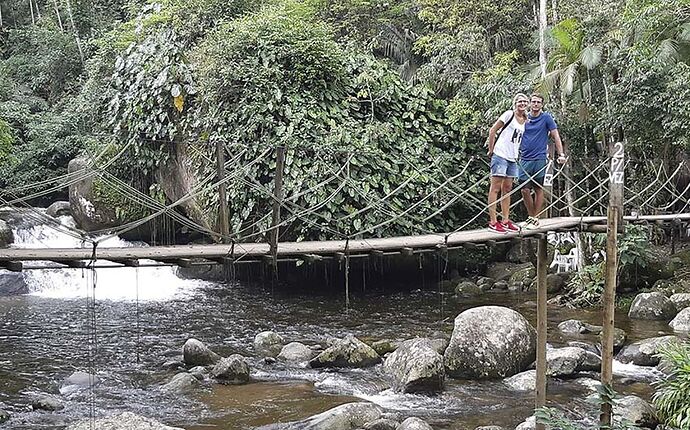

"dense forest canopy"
[0, 0, 688, 241]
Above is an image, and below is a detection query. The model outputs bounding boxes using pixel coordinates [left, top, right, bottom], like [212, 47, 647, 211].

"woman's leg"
[501, 178, 513, 221]
[488, 176, 504, 223]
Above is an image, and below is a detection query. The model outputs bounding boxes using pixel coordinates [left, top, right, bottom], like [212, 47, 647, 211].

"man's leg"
[534, 187, 545, 218]
[522, 187, 535, 217]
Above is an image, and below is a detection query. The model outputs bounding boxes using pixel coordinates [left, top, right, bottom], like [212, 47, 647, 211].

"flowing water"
[0, 218, 671, 429]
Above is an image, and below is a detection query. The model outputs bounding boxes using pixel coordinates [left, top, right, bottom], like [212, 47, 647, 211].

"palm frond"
[561, 62, 578, 96]
[580, 45, 603, 70]
[658, 38, 680, 64]
[678, 22, 690, 42]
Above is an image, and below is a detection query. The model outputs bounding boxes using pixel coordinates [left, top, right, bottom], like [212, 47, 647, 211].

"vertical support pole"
[535, 236, 548, 430]
[269, 146, 286, 279]
[600, 140, 624, 427]
[216, 140, 229, 244]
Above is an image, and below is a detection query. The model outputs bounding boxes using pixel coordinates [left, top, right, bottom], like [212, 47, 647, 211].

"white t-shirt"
[493, 110, 524, 162]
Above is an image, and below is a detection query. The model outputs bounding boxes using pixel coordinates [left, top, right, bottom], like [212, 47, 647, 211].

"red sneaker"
[501, 220, 520, 232]
[488, 221, 507, 234]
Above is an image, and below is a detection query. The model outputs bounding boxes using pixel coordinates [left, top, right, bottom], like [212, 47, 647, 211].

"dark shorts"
[490, 154, 518, 178]
[518, 159, 548, 188]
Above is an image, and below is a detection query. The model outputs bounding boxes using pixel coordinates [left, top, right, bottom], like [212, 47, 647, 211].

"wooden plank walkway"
[1, 214, 688, 270]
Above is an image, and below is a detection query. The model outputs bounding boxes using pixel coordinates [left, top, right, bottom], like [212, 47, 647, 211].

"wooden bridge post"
[269, 146, 286, 279]
[600, 140, 624, 427]
[535, 236, 548, 430]
[216, 139, 230, 243]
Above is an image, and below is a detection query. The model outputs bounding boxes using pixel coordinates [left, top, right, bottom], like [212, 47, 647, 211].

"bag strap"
[495, 111, 515, 140]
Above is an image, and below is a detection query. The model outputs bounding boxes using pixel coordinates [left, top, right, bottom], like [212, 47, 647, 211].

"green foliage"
[617, 225, 652, 269]
[566, 262, 606, 307]
[653, 340, 690, 429]
[0, 118, 13, 162]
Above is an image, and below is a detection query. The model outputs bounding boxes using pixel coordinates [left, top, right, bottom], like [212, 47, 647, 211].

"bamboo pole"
[535, 236, 548, 430]
[53, 0, 63, 31]
[269, 146, 286, 279]
[216, 140, 229, 244]
[600, 140, 624, 427]
[29, 0, 35, 25]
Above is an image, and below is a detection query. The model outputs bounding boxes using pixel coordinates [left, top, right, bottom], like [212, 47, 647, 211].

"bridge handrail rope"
[92, 147, 275, 243]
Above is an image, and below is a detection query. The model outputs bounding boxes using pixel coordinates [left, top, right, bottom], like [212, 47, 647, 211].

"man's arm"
[549, 128, 566, 162]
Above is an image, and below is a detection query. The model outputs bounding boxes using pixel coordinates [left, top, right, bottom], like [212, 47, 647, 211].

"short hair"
[530, 92, 545, 103]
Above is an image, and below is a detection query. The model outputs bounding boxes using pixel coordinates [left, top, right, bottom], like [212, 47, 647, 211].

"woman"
[485, 93, 529, 233]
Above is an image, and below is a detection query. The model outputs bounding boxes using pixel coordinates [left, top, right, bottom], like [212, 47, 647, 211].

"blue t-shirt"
[520, 112, 557, 160]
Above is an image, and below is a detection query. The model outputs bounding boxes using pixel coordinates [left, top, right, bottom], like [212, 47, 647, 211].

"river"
[0, 219, 669, 429]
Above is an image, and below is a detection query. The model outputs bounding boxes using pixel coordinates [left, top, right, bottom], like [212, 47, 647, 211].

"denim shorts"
[490, 154, 518, 178]
[518, 158, 548, 187]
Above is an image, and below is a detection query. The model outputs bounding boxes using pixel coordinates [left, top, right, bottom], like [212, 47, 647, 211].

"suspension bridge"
[0, 140, 689, 271]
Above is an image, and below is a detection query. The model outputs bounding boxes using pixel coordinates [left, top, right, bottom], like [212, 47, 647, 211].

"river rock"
[493, 280, 509, 290]
[162, 372, 199, 392]
[183, 338, 220, 366]
[211, 354, 250, 384]
[503, 370, 536, 391]
[60, 371, 100, 394]
[576, 350, 602, 372]
[485, 262, 532, 282]
[256, 402, 383, 430]
[628, 292, 677, 320]
[66, 412, 184, 430]
[362, 418, 399, 430]
[0, 219, 13, 246]
[557, 319, 601, 335]
[514, 416, 536, 430]
[46, 201, 71, 217]
[428, 338, 448, 354]
[669, 307, 690, 332]
[383, 338, 444, 393]
[0, 272, 28, 296]
[475, 427, 504, 430]
[371, 340, 398, 356]
[278, 342, 316, 362]
[616, 335, 682, 366]
[546, 347, 587, 377]
[189, 366, 207, 380]
[509, 266, 535, 286]
[614, 395, 658, 428]
[254, 331, 285, 358]
[476, 277, 495, 291]
[309, 335, 381, 369]
[574, 377, 602, 392]
[455, 281, 481, 296]
[398, 417, 433, 430]
[444, 306, 536, 379]
[670, 293, 690, 310]
[567, 341, 600, 355]
[32, 395, 64, 411]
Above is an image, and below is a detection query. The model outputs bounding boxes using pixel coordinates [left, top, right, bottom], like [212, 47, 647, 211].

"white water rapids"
[11, 216, 206, 301]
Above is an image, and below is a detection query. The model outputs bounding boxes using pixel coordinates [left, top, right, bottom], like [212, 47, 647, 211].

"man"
[518, 93, 566, 227]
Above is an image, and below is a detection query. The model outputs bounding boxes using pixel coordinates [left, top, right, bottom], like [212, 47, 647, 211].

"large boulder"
[0, 219, 13, 247]
[444, 306, 536, 379]
[397, 417, 433, 430]
[614, 396, 658, 429]
[669, 307, 690, 332]
[0, 272, 28, 296]
[211, 354, 250, 384]
[68, 157, 119, 232]
[514, 416, 536, 430]
[628, 292, 677, 320]
[508, 266, 536, 287]
[32, 395, 64, 411]
[278, 342, 316, 362]
[183, 338, 220, 366]
[309, 335, 381, 369]
[546, 347, 587, 377]
[616, 336, 682, 366]
[546, 274, 565, 293]
[455, 281, 481, 296]
[66, 412, 184, 430]
[485, 262, 532, 282]
[383, 338, 444, 393]
[557, 319, 601, 335]
[363, 418, 399, 430]
[255, 402, 383, 430]
[254, 331, 284, 358]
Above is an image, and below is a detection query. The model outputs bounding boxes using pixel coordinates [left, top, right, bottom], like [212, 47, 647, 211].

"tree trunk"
[35, 0, 41, 20]
[64, 0, 84, 63]
[539, 0, 548, 77]
[29, 0, 35, 25]
[0, 5, 3, 27]
[551, 0, 558, 23]
[53, 0, 63, 31]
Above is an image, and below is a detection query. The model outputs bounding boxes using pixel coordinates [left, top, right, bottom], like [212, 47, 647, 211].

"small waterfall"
[11, 216, 206, 301]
